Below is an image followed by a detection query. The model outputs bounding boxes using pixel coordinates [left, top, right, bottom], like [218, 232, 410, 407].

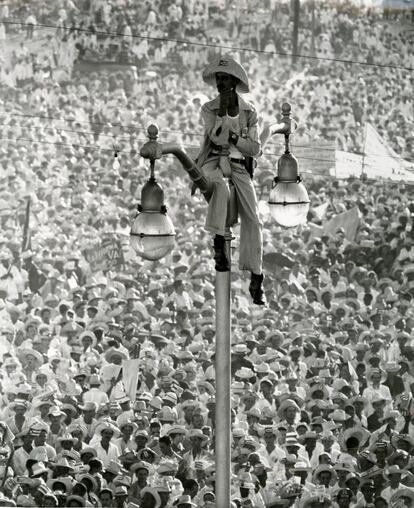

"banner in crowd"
[308, 222, 324, 239]
[364, 122, 414, 180]
[83, 236, 125, 272]
[334, 150, 363, 179]
[312, 202, 329, 221]
[308, 206, 361, 241]
[122, 359, 141, 403]
[323, 206, 361, 241]
[333, 123, 414, 182]
[293, 141, 336, 176]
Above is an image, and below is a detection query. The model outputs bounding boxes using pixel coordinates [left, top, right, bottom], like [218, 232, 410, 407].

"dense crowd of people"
[0, 0, 413, 507]
[1, 0, 413, 158]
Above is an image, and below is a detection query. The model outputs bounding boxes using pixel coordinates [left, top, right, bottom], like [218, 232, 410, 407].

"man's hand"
[218, 89, 232, 116]
[219, 89, 237, 116]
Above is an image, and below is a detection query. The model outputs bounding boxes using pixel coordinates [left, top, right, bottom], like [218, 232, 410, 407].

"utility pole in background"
[292, 0, 300, 63]
[311, 0, 316, 56]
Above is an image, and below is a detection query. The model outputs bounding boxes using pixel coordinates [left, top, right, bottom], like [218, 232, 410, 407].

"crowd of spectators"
[0, 0, 414, 507]
[1, 0, 413, 157]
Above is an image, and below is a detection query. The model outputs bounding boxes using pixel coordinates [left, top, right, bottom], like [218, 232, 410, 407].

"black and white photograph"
[0, 0, 413, 506]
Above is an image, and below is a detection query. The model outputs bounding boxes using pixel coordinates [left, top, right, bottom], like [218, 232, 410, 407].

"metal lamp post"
[130, 104, 308, 507]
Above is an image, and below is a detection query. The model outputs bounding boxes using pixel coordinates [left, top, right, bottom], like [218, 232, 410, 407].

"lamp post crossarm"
[139, 125, 213, 202]
[161, 142, 213, 201]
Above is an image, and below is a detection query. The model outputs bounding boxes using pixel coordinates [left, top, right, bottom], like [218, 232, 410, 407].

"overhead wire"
[0, 136, 334, 178]
[0, 136, 133, 153]
[1, 16, 412, 166]
[5, 132, 406, 184]
[1, 135, 338, 170]
[2, 20, 414, 72]
[2, 113, 414, 164]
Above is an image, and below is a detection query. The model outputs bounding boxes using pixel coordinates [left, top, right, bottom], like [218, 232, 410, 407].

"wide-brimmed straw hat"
[289, 461, 312, 474]
[17, 348, 44, 365]
[187, 429, 209, 442]
[383, 361, 401, 373]
[175, 494, 197, 506]
[57, 433, 77, 444]
[312, 464, 338, 484]
[366, 368, 387, 383]
[10, 399, 30, 411]
[94, 419, 120, 437]
[277, 399, 301, 418]
[339, 426, 370, 451]
[202, 55, 250, 93]
[130, 461, 151, 475]
[390, 488, 414, 506]
[383, 464, 408, 480]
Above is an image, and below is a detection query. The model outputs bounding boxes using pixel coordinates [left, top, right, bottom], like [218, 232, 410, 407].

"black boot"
[249, 272, 266, 305]
[213, 235, 230, 272]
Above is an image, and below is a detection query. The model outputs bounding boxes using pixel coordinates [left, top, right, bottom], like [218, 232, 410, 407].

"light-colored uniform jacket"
[196, 94, 261, 168]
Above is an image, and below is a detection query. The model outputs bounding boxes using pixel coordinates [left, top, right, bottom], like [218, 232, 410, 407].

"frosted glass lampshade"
[130, 212, 175, 260]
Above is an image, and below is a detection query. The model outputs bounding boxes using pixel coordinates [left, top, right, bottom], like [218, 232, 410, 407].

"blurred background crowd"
[0, 0, 413, 507]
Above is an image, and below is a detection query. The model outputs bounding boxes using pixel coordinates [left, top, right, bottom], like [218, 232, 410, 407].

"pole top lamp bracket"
[268, 103, 309, 228]
[140, 125, 163, 165]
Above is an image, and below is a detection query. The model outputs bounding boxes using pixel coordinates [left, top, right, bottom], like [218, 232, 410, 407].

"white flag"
[364, 123, 414, 181]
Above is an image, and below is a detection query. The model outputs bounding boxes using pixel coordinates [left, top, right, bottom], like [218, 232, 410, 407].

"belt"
[210, 153, 245, 165]
[230, 157, 245, 165]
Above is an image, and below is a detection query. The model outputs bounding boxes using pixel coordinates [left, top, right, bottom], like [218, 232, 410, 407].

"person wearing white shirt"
[0, 253, 24, 302]
[165, 278, 193, 311]
[302, 434, 325, 469]
[91, 425, 121, 468]
[82, 378, 109, 407]
[380, 467, 406, 503]
[259, 428, 286, 478]
[114, 421, 135, 455]
[25, 13, 37, 39]
[289, 261, 307, 287]
[362, 369, 392, 415]
[327, 269, 348, 298]
[11, 431, 33, 475]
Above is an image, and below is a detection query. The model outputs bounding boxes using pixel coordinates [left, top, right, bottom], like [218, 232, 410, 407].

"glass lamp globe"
[130, 212, 175, 261]
[268, 181, 310, 228]
[130, 177, 176, 261]
[268, 152, 310, 228]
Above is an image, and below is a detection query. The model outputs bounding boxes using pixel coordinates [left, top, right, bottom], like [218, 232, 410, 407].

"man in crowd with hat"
[91, 420, 121, 468]
[196, 54, 265, 305]
[177, 429, 211, 481]
[83, 374, 109, 406]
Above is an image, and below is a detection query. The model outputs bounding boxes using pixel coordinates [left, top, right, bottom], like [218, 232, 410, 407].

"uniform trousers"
[202, 155, 263, 274]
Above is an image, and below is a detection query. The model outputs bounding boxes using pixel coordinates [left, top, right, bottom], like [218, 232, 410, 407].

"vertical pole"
[292, 0, 300, 64]
[215, 229, 232, 508]
[310, 0, 316, 57]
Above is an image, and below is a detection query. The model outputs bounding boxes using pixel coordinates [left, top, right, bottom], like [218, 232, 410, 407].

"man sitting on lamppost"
[196, 54, 265, 305]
